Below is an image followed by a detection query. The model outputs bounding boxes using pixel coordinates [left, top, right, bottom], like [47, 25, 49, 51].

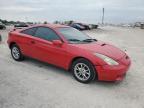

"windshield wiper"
[68, 39, 81, 42]
[68, 38, 97, 43]
[82, 39, 97, 42]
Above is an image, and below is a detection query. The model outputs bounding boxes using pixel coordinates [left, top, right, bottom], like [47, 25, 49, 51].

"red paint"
[7, 24, 131, 81]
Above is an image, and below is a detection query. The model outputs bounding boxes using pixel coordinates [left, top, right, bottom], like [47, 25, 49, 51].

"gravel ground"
[0, 26, 144, 108]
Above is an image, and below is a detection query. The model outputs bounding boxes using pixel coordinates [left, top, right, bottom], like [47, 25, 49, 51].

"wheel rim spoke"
[12, 47, 20, 59]
[74, 63, 91, 81]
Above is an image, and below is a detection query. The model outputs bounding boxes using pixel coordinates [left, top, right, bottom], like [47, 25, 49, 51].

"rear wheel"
[11, 44, 24, 61]
[71, 58, 96, 83]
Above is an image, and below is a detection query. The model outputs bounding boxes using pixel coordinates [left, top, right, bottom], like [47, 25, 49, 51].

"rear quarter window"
[21, 27, 37, 36]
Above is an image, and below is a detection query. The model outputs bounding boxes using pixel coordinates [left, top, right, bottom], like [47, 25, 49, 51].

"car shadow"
[23, 57, 71, 77]
[22, 57, 123, 87]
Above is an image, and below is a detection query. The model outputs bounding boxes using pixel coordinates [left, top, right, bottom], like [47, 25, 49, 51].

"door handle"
[31, 41, 35, 44]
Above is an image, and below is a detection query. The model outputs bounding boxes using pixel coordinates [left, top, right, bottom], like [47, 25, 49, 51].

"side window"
[21, 27, 37, 36]
[34, 27, 60, 41]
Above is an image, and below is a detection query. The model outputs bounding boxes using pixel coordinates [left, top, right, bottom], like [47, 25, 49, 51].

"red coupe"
[7, 24, 131, 83]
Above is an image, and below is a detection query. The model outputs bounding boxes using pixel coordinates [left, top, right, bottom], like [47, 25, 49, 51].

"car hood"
[71, 41, 125, 60]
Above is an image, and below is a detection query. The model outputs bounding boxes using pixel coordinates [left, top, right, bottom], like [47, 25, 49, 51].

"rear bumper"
[95, 55, 131, 81]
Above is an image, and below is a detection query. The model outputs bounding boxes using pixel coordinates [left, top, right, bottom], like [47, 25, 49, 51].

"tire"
[71, 58, 96, 83]
[11, 44, 24, 61]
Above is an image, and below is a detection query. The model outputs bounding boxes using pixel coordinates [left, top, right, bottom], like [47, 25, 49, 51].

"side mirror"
[52, 40, 63, 47]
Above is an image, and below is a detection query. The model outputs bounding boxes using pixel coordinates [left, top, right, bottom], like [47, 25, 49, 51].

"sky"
[0, 0, 144, 24]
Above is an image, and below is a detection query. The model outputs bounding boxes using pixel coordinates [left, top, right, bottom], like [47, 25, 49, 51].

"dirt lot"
[0, 26, 144, 108]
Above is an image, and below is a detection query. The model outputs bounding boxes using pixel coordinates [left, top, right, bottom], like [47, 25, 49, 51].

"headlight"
[94, 53, 119, 65]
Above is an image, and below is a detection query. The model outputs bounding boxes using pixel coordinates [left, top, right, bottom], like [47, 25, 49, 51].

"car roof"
[32, 24, 69, 29]
[15, 24, 70, 33]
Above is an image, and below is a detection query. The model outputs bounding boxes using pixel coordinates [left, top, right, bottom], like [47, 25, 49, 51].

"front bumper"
[95, 55, 131, 81]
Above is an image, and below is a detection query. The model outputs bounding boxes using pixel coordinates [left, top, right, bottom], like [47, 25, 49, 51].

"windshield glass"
[58, 27, 96, 43]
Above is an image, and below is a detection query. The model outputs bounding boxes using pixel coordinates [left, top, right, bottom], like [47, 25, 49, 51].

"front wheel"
[11, 44, 24, 61]
[71, 58, 96, 83]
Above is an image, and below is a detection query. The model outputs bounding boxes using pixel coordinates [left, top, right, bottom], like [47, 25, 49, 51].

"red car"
[7, 24, 131, 83]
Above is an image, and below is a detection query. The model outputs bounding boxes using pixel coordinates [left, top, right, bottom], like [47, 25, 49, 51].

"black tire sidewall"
[71, 58, 96, 83]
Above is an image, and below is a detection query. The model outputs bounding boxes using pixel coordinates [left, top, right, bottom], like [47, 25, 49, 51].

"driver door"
[30, 26, 68, 68]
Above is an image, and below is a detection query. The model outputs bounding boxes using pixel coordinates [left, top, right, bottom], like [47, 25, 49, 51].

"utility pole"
[102, 8, 105, 25]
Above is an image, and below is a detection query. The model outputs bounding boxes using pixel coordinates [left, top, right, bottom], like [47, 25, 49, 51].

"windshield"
[58, 27, 96, 43]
